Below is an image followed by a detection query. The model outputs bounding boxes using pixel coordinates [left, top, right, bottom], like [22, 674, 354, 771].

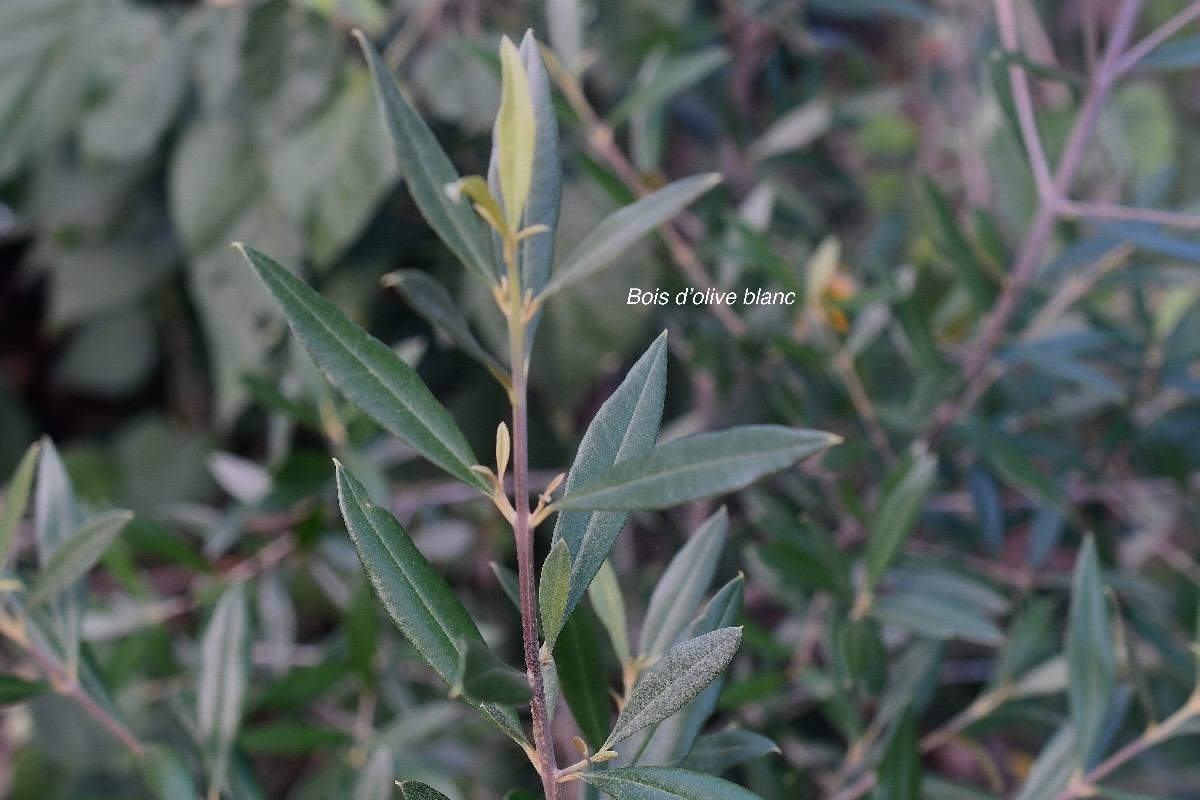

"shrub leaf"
[579, 767, 762, 800]
[1067, 538, 1116, 768]
[26, 509, 133, 609]
[539, 537, 572, 651]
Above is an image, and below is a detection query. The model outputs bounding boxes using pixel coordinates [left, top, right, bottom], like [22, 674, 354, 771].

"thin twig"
[995, 0, 1054, 198]
[1114, 1, 1200, 75]
[1058, 200, 1200, 230]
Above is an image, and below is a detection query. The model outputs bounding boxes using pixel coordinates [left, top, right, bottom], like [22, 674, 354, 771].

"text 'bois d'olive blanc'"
[628, 287, 797, 306]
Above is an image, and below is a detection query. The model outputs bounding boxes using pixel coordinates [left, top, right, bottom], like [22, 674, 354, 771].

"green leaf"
[353, 747, 394, 800]
[25, 509, 133, 609]
[679, 729, 778, 773]
[556, 604, 611, 750]
[0, 441, 39, 567]
[868, 590, 1004, 646]
[354, 32, 496, 283]
[556, 426, 839, 512]
[619, 576, 744, 767]
[491, 561, 523, 612]
[589, 559, 631, 666]
[554, 334, 668, 621]
[335, 462, 527, 745]
[865, 452, 937, 588]
[0, 674, 47, 706]
[142, 744, 198, 800]
[540, 175, 723, 299]
[608, 48, 730, 126]
[516, 31, 561, 302]
[384, 269, 507, 377]
[495, 36, 536, 231]
[239, 721, 349, 755]
[1132, 34, 1200, 71]
[874, 711, 922, 800]
[239, 246, 488, 492]
[1015, 724, 1074, 800]
[638, 509, 727, 660]
[579, 767, 761, 800]
[604, 627, 742, 751]
[397, 782, 452, 800]
[540, 538, 572, 651]
[454, 638, 530, 705]
[198, 585, 251, 800]
[33, 438, 84, 668]
[967, 422, 1064, 511]
[1067, 538, 1116, 768]
[503, 790, 542, 800]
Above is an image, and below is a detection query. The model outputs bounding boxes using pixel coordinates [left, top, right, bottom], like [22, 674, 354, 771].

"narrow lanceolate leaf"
[1068, 538, 1116, 768]
[0, 674, 47, 706]
[679, 730, 779, 773]
[503, 790, 542, 800]
[580, 767, 762, 800]
[555, 334, 668, 622]
[26, 510, 133, 609]
[556, 426, 839, 512]
[240, 247, 488, 492]
[0, 440, 40, 566]
[638, 509, 726, 660]
[865, 452, 937, 588]
[354, 33, 496, 283]
[556, 605, 611, 750]
[495, 36, 537, 231]
[142, 744, 198, 800]
[539, 538, 572, 650]
[539, 174, 723, 299]
[385, 270, 506, 377]
[352, 747, 394, 800]
[604, 627, 743, 751]
[397, 782, 452, 800]
[198, 585, 251, 800]
[516, 31, 561, 299]
[336, 463, 526, 745]
[875, 712, 922, 800]
[589, 559, 631, 666]
[33, 438, 84, 668]
[608, 48, 731, 127]
[455, 638, 530, 705]
[619, 576, 744, 768]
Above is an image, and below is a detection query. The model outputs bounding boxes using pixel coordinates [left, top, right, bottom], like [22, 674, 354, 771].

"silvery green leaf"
[679, 729, 779, 773]
[455, 638, 530, 705]
[544, 656, 559, 725]
[638, 509, 727, 660]
[354, 32, 496, 283]
[540, 174, 722, 299]
[353, 746, 394, 800]
[142, 744, 197, 800]
[556, 426, 839, 512]
[539, 537, 572, 650]
[517, 31, 560, 301]
[398, 782, 452, 800]
[25, 509, 133, 609]
[579, 767, 762, 800]
[1015, 724, 1074, 800]
[385, 269, 507, 378]
[864, 451, 937, 588]
[198, 584, 250, 800]
[868, 590, 1004, 646]
[603, 627, 742, 751]
[33, 438, 85, 667]
[554, 334, 668, 620]
[589, 559, 631, 666]
[0, 440, 40, 567]
[336, 463, 527, 747]
[239, 246, 488, 492]
[1068, 538, 1115, 768]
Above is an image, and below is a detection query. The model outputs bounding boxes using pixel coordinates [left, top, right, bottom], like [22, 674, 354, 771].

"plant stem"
[505, 255, 560, 798]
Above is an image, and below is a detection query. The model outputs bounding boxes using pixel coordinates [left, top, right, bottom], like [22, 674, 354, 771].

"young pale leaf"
[495, 36, 537, 231]
[638, 509, 727, 660]
[33, 438, 84, 668]
[198, 585, 250, 800]
[25, 509, 133, 609]
[865, 452, 937, 587]
[589, 559, 631, 666]
[555, 334, 668, 621]
[398, 783, 452, 800]
[556, 426, 839, 512]
[579, 767, 762, 800]
[1068, 538, 1116, 768]
[384, 269, 506, 377]
[539, 174, 723, 299]
[679, 730, 779, 774]
[239, 247, 488, 492]
[539, 538, 571, 650]
[619, 576, 744, 768]
[354, 32, 496, 283]
[455, 638, 530, 705]
[874, 712, 922, 800]
[604, 627, 742, 751]
[556, 604, 611, 750]
[0, 440, 39, 566]
[516, 31, 561, 301]
[336, 463, 526, 745]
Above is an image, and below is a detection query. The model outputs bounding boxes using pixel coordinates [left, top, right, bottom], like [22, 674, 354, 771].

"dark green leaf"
[0, 440, 40, 567]
[1067, 538, 1116, 768]
[969, 424, 1065, 511]
[354, 33, 496, 283]
[556, 426, 839, 512]
[865, 451, 937, 587]
[540, 175, 723, 299]
[385, 269, 506, 377]
[604, 627, 742, 751]
[454, 638, 530, 705]
[873, 712, 921, 800]
[0, 674, 47, 706]
[33, 438, 84, 669]
[397, 783, 452, 800]
[580, 767, 761, 800]
[239, 246, 488, 491]
[503, 790, 541, 800]
[554, 334, 668, 621]
[556, 603, 611, 750]
[335, 463, 527, 745]
[679, 729, 778, 773]
[26, 509, 133, 609]
[924, 179, 993, 312]
[540, 537, 571, 650]
[239, 721, 349, 755]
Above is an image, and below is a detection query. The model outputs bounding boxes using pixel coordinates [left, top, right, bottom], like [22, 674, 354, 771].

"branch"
[1058, 199, 1200, 230]
[1114, 1, 1200, 75]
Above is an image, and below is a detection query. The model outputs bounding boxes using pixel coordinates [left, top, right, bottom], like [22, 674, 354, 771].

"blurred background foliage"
[3, 0, 1200, 798]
